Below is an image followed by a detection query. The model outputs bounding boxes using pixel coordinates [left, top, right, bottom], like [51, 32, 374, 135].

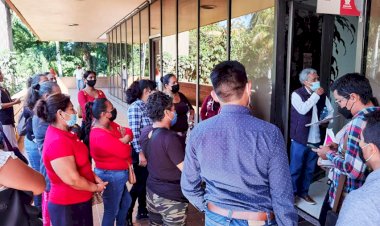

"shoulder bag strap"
[0, 130, 14, 151]
[332, 133, 349, 213]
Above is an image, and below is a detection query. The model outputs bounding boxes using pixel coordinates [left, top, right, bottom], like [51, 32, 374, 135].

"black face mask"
[337, 105, 353, 119]
[109, 108, 117, 121]
[87, 79, 97, 87]
[171, 84, 180, 93]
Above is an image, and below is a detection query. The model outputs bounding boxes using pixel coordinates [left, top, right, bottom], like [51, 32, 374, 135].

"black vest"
[0, 87, 15, 126]
[290, 87, 326, 145]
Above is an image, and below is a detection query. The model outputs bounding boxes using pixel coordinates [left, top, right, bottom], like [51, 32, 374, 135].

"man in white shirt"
[73, 65, 85, 90]
[289, 68, 334, 205]
[122, 65, 127, 90]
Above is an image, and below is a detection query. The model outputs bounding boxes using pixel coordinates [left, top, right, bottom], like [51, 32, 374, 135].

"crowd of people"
[0, 60, 379, 226]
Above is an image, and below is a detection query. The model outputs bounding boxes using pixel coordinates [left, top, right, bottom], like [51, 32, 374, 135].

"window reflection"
[231, 0, 274, 121]
[141, 7, 150, 79]
[366, 1, 380, 84]
[162, 0, 177, 76]
[133, 14, 141, 79]
[126, 19, 133, 84]
[178, 0, 197, 84]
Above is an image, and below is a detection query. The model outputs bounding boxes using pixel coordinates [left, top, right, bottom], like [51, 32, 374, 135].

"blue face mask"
[310, 81, 320, 92]
[62, 112, 77, 127]
[169, 111, 177, 127]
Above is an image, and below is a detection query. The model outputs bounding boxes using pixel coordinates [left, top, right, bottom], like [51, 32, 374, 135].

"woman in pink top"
[77, 70, 106, 122]
[35, 93, 108, 226]
[84, 98, 133, 226]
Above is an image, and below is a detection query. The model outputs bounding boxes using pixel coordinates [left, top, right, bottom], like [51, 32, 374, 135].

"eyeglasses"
[335, 96, 349, 105]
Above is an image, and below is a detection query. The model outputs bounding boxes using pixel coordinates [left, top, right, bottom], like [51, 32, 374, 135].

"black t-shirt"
[140, 125, 187, 202]
[171, 92, 193, 133]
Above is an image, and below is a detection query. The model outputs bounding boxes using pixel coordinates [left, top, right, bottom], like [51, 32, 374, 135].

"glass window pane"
[150, 0, 161, 37]
[199, 0, 227, 122]
[178, 0, 198, 113]
[116, 25, 122, 99]
[121, 21, 127, 101]
[199, 0, 227, 85]
[366, 1, 380, 101]
[112, 29, 117, 96]
[141, 7, 150, 79]
[231, 0, 274, 121]
[162, 0, 177, 76]
[127, 19, 133, 84]
[133, 14, 141, 79]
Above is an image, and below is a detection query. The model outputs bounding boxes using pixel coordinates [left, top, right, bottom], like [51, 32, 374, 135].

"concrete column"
[0, 0, 13, 51]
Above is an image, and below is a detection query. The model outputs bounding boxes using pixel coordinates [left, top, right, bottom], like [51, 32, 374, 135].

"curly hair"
[125, 79, 157, 104]
[146, 91, 173, 122]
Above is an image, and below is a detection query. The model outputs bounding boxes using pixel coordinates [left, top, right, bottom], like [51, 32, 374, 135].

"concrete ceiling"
[6, 0, 146, 42]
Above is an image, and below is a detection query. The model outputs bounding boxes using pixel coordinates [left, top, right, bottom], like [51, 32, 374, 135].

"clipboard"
[305, 115, 339, 127]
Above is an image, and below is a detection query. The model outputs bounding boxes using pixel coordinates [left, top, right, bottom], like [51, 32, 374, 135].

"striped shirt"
[326, 106, 380, 207]
[127, 99, 152, 153]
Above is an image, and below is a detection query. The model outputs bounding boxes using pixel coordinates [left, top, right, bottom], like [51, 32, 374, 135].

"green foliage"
[5, 13, 109, 95]
[231, 8, 274, 80]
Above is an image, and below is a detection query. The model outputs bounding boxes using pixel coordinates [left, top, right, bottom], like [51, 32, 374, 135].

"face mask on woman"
[109, 108, 117, 121]
[168, 111, 178, 126]
[62, 112, 77, 127]
[171, 84, 180, 93]
[87, 79, 97, 87]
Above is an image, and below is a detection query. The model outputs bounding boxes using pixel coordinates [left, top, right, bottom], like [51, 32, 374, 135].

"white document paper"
[305, 115, 339, 127]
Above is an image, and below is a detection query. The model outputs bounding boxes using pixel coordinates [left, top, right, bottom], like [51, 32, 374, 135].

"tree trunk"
[82, 51, 91, 70]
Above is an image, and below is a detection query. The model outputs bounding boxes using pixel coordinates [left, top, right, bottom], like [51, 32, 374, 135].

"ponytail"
[33, 93, 71, 123]
[34, 99, 48, 121]
[83, 101, 94, 148]
[26, 83, 41, 110]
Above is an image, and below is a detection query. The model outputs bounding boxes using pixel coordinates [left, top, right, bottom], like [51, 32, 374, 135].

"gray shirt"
[337, 169, 380, 226]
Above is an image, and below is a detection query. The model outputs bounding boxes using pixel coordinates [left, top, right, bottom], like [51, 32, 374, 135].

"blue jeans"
[94, 168, 132, 226]
[77, 79, 84, 90]
[205, 208, 276, 226]
[289, 140, 318, 196]
[24, 137, 41, 208]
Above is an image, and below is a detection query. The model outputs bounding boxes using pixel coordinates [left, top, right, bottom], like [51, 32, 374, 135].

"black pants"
[128, 164, 149, 218]
[48, 199, 93, 226]
[319, 191, 332, 226]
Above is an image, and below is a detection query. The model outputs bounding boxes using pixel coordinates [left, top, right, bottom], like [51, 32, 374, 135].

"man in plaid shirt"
[315, 73, 380, 225]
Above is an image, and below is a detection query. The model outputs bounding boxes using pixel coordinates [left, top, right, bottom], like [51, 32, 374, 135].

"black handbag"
[325, 174, 347, 226]
[0, 188, 42, 226]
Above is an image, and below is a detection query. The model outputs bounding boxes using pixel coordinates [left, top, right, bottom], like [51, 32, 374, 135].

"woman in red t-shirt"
[35, 93, 107, 226]
[77, 70, 106, 122]
[84, 98, 133, 226]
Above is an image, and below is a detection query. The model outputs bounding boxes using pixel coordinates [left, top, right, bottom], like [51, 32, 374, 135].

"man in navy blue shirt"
[181, 61, 297, 226]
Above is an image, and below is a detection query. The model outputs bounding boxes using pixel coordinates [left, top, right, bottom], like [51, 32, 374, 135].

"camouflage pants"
[146, 188, 188, 226]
